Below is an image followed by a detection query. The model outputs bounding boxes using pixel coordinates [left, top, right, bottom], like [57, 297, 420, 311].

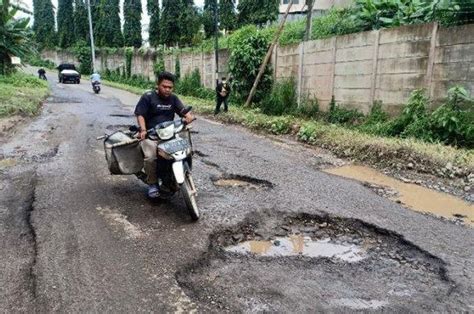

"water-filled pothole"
[176, 211, 455, 312]
[212, 175, 273, 189]
[226, 235, 366, 262]
[325, 165, 473, 226]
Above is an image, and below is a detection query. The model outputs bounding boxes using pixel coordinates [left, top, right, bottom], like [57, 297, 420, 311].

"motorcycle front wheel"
[181, 162, 199, 221]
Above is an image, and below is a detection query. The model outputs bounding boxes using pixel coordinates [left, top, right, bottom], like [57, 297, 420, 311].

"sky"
[19, 0, 206, 44]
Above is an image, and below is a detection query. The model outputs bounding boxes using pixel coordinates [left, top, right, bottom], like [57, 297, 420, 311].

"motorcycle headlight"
[156, 124, 174, 140]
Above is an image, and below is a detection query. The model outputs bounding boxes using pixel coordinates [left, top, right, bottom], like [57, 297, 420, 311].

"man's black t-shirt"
[134, 90, 185, 129]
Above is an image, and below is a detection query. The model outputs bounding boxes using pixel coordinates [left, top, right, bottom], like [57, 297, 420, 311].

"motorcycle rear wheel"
[181, 163, 199, 221]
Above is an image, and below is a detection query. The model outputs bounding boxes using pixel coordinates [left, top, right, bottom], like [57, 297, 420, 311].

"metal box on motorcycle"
[104, 132, 144, 175]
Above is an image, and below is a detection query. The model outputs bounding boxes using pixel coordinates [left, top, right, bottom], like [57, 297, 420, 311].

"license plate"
[159, 139, 190, 154]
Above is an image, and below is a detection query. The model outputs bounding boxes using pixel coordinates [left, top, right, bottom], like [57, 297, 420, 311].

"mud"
[176, 211, 456, 312]
[212, 174, 273, 189]
[324, 165, 474, 226]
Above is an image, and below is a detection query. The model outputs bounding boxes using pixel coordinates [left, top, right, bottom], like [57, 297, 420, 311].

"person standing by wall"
[214, 77, 231, 115]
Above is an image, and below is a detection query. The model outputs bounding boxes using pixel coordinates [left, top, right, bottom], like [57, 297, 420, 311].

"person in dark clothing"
[134, 71, 194, 198]
[38, 68, 46, 80]
[214, 77, 231, 115]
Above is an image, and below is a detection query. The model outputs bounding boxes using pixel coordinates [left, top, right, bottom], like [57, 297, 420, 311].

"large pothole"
[176, 212, 456, 312]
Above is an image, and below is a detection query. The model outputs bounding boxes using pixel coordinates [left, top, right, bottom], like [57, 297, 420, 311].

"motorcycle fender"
[172, 162, 185, 184]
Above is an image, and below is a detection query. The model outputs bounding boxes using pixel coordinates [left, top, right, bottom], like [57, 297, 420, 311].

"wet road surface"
[0, 75, 473, 312]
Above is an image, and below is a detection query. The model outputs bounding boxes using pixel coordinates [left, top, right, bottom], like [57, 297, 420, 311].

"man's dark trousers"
[214, 96, 229, 114]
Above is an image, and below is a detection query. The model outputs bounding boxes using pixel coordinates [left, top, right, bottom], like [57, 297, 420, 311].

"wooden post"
[426, 22, 439, 99]
[370, 30, 381, 105]
[244, 2, 293, 107]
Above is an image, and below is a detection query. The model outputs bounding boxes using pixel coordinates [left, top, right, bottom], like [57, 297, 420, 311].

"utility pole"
[86, 0, 96, 73]
[214, 0, 219, 87]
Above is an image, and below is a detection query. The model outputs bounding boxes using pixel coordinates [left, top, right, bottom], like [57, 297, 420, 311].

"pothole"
[176, 211, 455, 312]
[212, 175, 273, 189]
[45, 96, 82, 103]
[109, 113, 135, 118]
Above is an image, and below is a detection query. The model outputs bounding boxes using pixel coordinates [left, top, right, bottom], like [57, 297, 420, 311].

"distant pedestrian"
[38, 68, 46, 80]
[214, 77, 231, 115]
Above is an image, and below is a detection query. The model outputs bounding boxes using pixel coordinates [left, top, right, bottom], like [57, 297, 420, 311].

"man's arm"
[137, 115, 147, 140]
[174, 95, 194, 124]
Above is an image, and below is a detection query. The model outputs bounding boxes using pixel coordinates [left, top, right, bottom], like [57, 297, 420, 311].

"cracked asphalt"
[0, 74, 473, 312]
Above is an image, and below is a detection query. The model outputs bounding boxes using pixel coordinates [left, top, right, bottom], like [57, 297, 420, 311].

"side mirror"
[129, 125, 139, 132]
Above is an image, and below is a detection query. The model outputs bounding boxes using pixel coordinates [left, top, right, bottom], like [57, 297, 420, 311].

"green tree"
[202, 0, 217, 39]
[160, 0, 181, 46]
[57, 0, 76, 48]
[237, 0, 279, 26]
[160, 0, 199, 47]
[0, 0, 35, 74]
[178, 0, 201, 45]
[33, 0, 56, 48]
[95, 0, 123, 47]
[73, 0, 89, 43]
[147, 0, 160, 47]
[123, 0, 142, 47]
[220, 0, 236, 32]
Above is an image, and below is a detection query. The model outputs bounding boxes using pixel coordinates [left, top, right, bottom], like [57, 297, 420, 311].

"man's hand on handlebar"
[184, 112, 195, 125]
[138, 130, 147, 140]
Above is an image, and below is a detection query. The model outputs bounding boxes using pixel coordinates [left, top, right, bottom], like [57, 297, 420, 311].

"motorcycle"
[98, 107, 199, 221]
[92, 81, 101, 94]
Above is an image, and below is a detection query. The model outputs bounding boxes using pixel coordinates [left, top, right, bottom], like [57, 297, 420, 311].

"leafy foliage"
[73, 0, 89, 44]
[57, 0, 75, 48]
[220, 0, 237, 32]
[228, 25, 273, 103]
[175, 69, 214, 100]
[73, 40, 92, 75]
[1, 1, 35, 74]
[147, 0, 160, 47]
[237, 0, 279, 27]
[32, 0, 56, 48]
[260, 77, 298, 115]
[326, 97, 364, 125]
[123, 0, 142, 48]
[203, 0, 217, 39]
[160, 0, 201, 47]
[95, 0, 123, 47]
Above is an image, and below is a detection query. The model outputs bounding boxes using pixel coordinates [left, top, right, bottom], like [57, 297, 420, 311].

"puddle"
[226, 235, 366, 262]
[213, 175, 273, 189]
[324, 165, 474, 226]
[214, 179, 258, 188]
[0, 158, 17, 168]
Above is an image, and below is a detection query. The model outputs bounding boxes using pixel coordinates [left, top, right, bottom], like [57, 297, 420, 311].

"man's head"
[156, 71, 176, 98]
[222, 77, 227, 82]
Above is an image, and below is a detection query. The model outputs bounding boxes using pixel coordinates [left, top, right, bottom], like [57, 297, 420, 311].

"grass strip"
[0, 72, 50, 118]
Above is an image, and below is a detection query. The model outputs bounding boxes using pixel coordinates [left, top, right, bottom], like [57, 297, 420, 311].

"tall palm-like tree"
[0, 0, 35, 74]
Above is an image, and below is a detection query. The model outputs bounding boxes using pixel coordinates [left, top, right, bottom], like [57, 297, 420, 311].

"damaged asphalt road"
[0, 77, 472, 312]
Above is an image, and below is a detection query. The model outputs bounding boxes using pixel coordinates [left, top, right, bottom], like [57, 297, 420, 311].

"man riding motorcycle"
[135, 71, 194, 198]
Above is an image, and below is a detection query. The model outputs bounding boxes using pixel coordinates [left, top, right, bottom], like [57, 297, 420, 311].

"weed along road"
[1, 77, 473, 312]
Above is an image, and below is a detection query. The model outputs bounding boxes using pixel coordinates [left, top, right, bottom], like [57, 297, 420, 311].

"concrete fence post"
[370, 30, 381, 105]
[297, 42, 305, 107]
[201, 51, 205, 86]
[330, 37, 337, 98]
[426, 22, 439, 99]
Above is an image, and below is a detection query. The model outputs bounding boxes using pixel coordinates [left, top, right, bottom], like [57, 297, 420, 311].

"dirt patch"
[176, 211, 455, 312]
[0, 116, 28, 140]
[212, 174, 273, 189]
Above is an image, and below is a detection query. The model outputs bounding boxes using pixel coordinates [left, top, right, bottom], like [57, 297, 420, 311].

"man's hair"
[222, 77, 226, 80]
[157, 71, 175, 84]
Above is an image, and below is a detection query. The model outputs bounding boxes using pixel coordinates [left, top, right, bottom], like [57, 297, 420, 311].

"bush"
[26, 55, 56, 69]
[260, 77, 298, 115]
[175, 69, 215, 100]
[311, 9, 361, 40]
[326, 97, 364, 125]
[228, 25, 273, 103]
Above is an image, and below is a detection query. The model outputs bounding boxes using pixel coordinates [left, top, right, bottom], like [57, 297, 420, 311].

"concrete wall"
[42, 48, 230, 89]
[42, 23, 474, 113]
[273, 23, 474, 113]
